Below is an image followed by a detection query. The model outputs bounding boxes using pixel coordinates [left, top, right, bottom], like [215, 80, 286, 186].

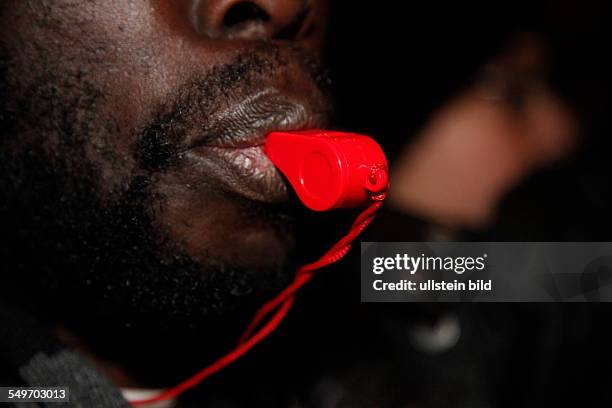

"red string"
[130, 198, 384, 406]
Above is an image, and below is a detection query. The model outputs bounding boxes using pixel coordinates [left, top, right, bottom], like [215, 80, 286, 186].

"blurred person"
[325, 2, 612, 408]
[389, 33, 578, 230]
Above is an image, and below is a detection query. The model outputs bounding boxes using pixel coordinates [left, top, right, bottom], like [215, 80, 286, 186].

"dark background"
[326, 0, 612, 241]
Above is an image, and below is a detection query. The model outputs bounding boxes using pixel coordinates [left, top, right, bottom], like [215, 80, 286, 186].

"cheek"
[149, 167, 296, 269]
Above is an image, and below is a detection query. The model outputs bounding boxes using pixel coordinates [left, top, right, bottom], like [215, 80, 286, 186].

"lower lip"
[189, 145, 289, 203]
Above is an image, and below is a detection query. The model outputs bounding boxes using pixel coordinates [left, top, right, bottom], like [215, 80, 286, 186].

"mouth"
[186, 89, 330, 203]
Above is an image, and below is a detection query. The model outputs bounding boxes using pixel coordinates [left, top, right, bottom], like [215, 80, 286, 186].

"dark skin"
[0, 0, 330, 388]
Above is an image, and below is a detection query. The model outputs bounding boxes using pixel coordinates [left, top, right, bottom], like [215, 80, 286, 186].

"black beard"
[0, 42, 330, 383]
[0, 142, 298, 383]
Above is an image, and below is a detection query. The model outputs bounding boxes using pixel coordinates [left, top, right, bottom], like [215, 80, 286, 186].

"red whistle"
[264, 130, 389, 211]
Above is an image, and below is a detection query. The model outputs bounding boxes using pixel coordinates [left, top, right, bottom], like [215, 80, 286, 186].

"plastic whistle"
[264, 130, 389, 211]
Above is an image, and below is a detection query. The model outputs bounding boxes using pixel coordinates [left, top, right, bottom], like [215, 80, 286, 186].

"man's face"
[0, 0, 330, 344]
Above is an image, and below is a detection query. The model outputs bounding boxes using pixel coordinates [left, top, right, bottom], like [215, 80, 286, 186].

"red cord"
[130, 198, 384, 406]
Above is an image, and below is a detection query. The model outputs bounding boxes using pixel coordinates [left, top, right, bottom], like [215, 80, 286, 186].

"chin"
[190, 219, 297, 274]
[156, 180, 298, 272]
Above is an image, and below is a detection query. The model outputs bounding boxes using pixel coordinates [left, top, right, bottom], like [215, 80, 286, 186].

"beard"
[0, 42, 330, 382]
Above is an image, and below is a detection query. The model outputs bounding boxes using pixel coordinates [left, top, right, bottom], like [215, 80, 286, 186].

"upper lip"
[187, 89, 330, 150]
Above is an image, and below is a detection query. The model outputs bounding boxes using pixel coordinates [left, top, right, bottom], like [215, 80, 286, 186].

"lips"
[186, 89, 330, 203]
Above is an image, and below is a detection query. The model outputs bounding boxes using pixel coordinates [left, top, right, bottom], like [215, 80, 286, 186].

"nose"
[193, 0, 314, 41]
